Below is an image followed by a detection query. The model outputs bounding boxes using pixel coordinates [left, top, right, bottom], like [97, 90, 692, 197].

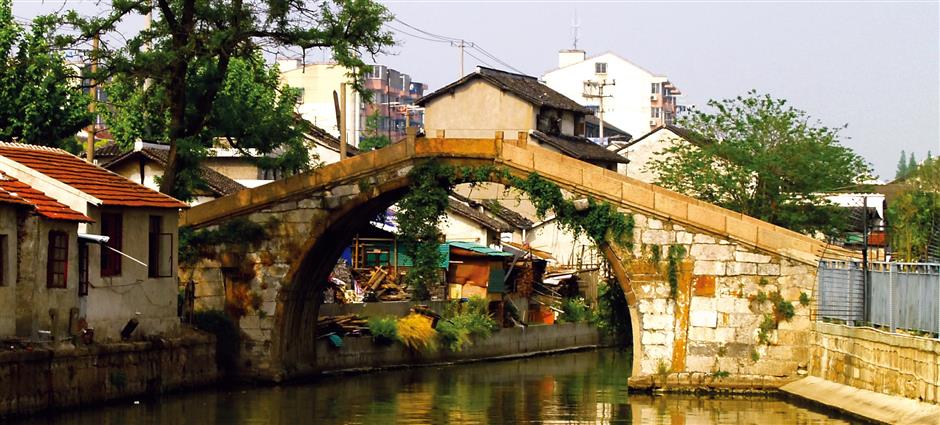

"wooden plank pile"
[362, 266, 408, 301]
[317, 314, 368, 336]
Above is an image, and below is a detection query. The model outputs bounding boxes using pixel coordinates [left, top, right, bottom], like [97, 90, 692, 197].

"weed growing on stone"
[368, 316, 399, 345]
[750, 349, 761, 362]
[799, 292, 811, 306]
[711, 370, 730, 379]
[666, 245, 686, 299]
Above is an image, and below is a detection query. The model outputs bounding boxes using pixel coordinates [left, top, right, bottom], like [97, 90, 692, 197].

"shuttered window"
[47, 231, 68, 288]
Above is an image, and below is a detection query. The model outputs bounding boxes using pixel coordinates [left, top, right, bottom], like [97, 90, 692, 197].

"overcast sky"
[14, 0, 939, 180]
[373, 1, 939, 181]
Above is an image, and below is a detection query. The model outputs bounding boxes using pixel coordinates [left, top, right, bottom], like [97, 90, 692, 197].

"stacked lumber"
[362, 267, 409, 301]
[317, 314, 368, 336]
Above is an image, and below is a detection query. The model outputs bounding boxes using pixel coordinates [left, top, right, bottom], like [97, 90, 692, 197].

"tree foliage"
[55, 0, 394, 197]
[358, 109, 390, 152]
[887, 157, 940, 261]
[897, 150, 909, 180]
[0, 0, 90, 148]
[648, 91, 870, 236]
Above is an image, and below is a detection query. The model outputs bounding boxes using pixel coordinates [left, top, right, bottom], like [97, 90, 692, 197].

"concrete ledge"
[627, 373, 793, 393]
[815, 322, 940, 354]
[780, 376, 940, 425]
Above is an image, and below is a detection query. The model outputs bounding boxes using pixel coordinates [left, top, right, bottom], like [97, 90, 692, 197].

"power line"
[391, 18, 529, 77]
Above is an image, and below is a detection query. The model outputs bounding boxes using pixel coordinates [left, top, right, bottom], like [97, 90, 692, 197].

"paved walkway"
[780, 376, 940, 424]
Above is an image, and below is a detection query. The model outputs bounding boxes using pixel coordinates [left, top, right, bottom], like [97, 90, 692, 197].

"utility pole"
[451, 40, 474, 78]
[583, 79, 615, 143]
[85, 32, 99, 163]
[339, 83, 347, 159]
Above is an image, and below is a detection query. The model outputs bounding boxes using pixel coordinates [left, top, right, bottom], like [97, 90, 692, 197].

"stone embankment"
[0, 333, 218, 419]
[314, 322, 605, 373]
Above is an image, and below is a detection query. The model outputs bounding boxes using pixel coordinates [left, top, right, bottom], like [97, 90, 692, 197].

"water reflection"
[19, 349, 856, 425]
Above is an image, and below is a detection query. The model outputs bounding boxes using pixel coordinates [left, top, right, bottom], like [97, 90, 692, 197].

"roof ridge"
[0, 142, 71, 155]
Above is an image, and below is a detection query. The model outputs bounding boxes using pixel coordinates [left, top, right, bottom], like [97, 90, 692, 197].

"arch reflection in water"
[18, 349, 854, 425]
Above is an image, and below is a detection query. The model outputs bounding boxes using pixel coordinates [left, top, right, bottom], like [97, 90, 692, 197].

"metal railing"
[817, 260, 940, 336]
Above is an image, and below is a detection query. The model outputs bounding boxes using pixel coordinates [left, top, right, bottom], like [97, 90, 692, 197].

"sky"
[13, 0, 940, 181]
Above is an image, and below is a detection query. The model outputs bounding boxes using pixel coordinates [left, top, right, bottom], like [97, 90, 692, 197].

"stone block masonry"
[625, 215, 817, 390]
[811, 322, 940, 405]
[0, 333, 218, 418]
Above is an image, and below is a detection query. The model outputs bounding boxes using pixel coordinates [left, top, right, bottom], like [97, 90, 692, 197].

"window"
[0, 235, 6, 286]
[595, 62, 607, 74]
[78, 242, 89, 296]
[47, 231, 68, 288]
[148, 216, 173, 278]
[100, 213, 122, 277]
[651, 107, 662, 118]
[651, 83, 660, 94]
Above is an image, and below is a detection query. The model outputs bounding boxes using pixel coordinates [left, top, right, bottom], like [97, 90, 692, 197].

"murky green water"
[19, 349, 860, 424]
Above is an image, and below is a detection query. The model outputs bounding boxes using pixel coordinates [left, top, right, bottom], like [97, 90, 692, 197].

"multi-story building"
[278, 60, 427, 145]
[542, 50, 686, 140]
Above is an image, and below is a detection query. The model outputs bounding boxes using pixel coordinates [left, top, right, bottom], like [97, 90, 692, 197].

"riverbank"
[0, 332, 218, 419]
[312, 322, 609, 375]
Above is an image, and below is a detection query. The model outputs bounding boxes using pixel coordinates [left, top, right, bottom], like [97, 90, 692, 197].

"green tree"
[648, 91, 870, 236]
[887, 157, 939, 261]
[908, 153, 918, 177]
[104, 55, 309, 200]
[58, 0, 393, 197]
[896, 150, 909, 179]
[358, 110, 390, 152]
[0, 0, 90, 148]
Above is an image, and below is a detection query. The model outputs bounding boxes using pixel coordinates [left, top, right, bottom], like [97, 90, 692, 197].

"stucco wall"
[84, 207, 180, 340]
[811, 322, 940, 404]
[0, 205, 18, 336]
[423, 80, 536, 139]
[441, 211, 492, 245]
[542, 52, 657, 139]
[14, 215, 80, 339]
[279, 63, 361, 142]
[615, 129, 688, 182]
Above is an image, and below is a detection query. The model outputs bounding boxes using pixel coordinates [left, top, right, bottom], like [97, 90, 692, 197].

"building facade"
[0, 143, 187, 341]
[542, 50, 686, 140]
[278, 60, 427, 145]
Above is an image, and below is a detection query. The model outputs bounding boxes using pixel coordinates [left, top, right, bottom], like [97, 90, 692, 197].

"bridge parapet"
[179, 136, 854, 387]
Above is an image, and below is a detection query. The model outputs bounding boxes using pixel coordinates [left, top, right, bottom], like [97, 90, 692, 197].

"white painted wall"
[615, 128, 691, 182]
[543, 52, 660, 139]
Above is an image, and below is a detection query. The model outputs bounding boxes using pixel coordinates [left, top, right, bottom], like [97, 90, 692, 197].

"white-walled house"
[0, 143, 187, 341]
[542, 50, 685, 141]
[611, 125, 700, 182]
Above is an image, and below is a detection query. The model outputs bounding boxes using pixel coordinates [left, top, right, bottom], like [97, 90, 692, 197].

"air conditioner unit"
[651, 94, 659, 101]
[650, 119, 658, 126]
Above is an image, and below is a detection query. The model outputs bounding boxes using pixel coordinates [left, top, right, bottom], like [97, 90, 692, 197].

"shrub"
[397, 313, 437, 351]
[368, 316, 399, 345]
[436, 319, 471, 352]
[799, 292, 811, 307]
[559, 297, 591, 323]
[193, 310, 241, 373]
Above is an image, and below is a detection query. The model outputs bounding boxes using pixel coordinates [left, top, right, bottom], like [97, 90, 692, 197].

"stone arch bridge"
[181, 134, 854, 385]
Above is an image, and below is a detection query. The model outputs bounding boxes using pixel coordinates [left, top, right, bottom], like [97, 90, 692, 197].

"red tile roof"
[0, 172, 93, 222]
[0, 143, 187, 209]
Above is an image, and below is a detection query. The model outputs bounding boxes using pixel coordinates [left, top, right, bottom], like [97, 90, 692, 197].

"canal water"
[20, 349, 859, 424]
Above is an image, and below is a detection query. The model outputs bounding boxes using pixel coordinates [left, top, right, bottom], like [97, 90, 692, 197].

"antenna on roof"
[571, 10, 581, 49]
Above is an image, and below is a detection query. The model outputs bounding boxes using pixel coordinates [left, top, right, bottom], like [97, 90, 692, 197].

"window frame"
[0, 234, 6, 286]
[47, 231, 69, 288]
[100, 212, 123, 277]
[595, 62, 607, 74]
[148, 216, 174, 278]
[78, 242, 89, 296]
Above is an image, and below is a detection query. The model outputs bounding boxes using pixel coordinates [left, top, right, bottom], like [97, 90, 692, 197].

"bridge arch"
[182, 136, 853, 384]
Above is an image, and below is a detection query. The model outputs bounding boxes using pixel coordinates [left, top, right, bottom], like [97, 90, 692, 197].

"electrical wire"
[391, 17, 529, 75]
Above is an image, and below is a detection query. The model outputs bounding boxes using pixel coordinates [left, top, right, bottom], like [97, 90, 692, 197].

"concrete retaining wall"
[0, 333, 219, 418]
[811, 322, 940, 404]
[314, 322, 603, 373]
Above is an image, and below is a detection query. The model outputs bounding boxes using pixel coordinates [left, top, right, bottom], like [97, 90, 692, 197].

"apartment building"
[542, 50, 686, 140]
[279, 60, 427, 145]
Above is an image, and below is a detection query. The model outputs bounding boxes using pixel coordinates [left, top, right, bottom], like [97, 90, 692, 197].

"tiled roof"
[103, 147, 245, 197]
[482, 200, 534, 229]
[0, 143, 188, 209]
[299, 119, 359, 157]
[529, 131, 629, 164]
[0, 172, 92, 222]
[447, 198, 514, 233]
[618, 125, 709, 151]
[417, 67, 594, 115]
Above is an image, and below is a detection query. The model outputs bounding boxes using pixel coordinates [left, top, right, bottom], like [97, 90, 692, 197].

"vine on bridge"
[398, 160, 635, 300]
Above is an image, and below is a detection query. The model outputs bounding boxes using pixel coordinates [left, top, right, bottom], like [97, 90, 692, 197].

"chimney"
[558, 49, 586, 68]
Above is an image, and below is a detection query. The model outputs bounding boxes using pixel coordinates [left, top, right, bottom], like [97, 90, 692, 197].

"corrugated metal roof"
[447, 241, 513, 257]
